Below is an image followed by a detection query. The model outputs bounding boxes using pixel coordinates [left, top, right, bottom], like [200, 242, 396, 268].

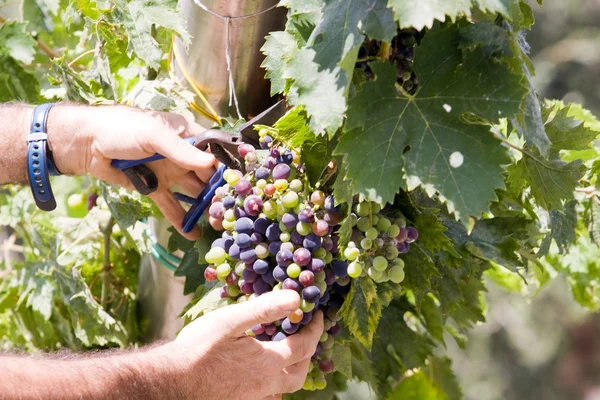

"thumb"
[215, 290, 301, 336]
[147, 130, 216, 171]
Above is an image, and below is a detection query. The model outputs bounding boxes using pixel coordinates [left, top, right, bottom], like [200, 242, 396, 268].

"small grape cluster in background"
[200, 128, 418, 390]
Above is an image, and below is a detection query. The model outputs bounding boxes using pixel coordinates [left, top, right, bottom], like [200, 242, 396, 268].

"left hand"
[48, 104, 217, 239]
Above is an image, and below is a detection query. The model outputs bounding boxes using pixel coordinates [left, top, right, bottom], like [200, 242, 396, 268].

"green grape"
[224, 209, 236, 222]
[372, 256, 388, 271]
[276, 203, 287, 217]
[224, 171, 239, 186]
[279, 221, 292, 233]
[324, 252, 333, 264]
[280, 232, 291, 242]
[272, 283, 282, 291]
[222, 220, 235, 231]
[319, 332, 328, 342]
[227, 285, 240, 297]
[394, 258, 405, 269]
[303, 376, 315, 391]
[282, 191, 300, 208]
[256, 179, 267, 189]
[365, 227, 378, 240]
[355, 202, 370, 217]
[313, 247, 327, 259]
[293, 203, 303, 215]
[347, 261, 363, 278]
[66, 193, 88, 218]
[360, 238, 372, 250]
[296, 222, 312, 236]
[289, 179, 303, 192]
[322, 335, 335, 350]
[344, 247, 360, 261]
[314, 270, 326, 282]
[356, 217, 371, 232]
[301, 299, 315, 313]
[371, 202, 382, 214]
[317, 280, 327, 295]
[371, 215, 379, 225]
[376, 217, 391, 232]
[397, 218, 407, 228]
[274, 179, 289, 191]
[235, 262, 245, 276]
[388, 224, 401, 238]
[321, 349, 333, 359]
[255, 243, 269, 259]
[263, 200, 277, 219]
[386, 245, 399, 260]
[314, 377, 327, 390]
[287, 263, 301, 278]
[368, 267, 383, 280]
[347, 241, 357, 248]
[216, 263, 231, 278]
[258, 128, 269, 137]
[206, 248, 227, 265]
[389, 265, 405, 283]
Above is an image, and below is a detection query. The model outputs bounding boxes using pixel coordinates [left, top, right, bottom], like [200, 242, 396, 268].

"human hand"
[168, 290, 324, 400]
[48, 105, 216, 239]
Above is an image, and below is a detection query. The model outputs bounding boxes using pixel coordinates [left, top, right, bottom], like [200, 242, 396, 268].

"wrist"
[46, 103, 95, 176]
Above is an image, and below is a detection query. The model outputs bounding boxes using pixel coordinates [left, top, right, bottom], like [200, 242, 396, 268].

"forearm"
[0, 103, 94, 185]
[0, 343, 187, 399]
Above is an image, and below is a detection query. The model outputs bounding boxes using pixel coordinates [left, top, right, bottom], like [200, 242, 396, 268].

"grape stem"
[492, 132, 570, 172]
[100, 216, 115, 308]
[68, 48, 97, 68]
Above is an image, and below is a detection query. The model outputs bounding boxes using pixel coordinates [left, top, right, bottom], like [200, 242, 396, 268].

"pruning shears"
[111, 100, 285, 233]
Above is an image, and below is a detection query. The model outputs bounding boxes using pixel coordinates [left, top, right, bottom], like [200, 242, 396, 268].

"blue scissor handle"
[111, 136, 197, 170]
[179, 165, 227, 233]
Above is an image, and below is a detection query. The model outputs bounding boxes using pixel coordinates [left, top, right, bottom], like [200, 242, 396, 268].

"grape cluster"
[340, 201, 418, 283]
[202, 132, 350, 390]
[354, 28, 422, 94]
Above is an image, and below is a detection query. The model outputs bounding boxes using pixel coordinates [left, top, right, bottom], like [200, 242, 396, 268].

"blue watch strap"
[30, 103, 61, 176]
[27, 103, 57, 211]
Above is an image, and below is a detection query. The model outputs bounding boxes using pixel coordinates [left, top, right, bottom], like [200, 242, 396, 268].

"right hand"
[169, 290, 324, 399]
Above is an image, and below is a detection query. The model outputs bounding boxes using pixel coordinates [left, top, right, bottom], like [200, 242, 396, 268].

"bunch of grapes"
[354, 28, 422, 94]
[201, 133, 350, 390]
[339, 201, 418, 283]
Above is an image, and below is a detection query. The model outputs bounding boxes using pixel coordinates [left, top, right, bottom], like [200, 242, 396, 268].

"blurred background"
[450, 2, 600, 399]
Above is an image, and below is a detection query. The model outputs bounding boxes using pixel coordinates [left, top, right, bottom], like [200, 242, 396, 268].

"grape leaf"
[421, 295, 444, 343]
[335, 23, 526, 221]
[339, 277, 382, 349]
[183, 283, 229, 322]
[425, 357, 463, 400]
[388, 0, 511, 30]
[174, 247, 204, 295]
[113, 0, 190, 70]
[167, 226, 196, 253]
[539, 200, 577, 255]
[0, 21, 37, 64]
[0, 56, 40, 102]
[261, 31, 299, 96]
[386, 371, 443, 400]
[544, 103, 600, 151]
[331, 342, 353, 379]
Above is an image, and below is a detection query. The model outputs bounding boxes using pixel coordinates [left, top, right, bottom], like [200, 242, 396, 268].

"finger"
[194, 164, 217, 184]
[267, 310, 324, 367]
[176, 172, 206, 198]
[262, 395, 283, 400]
[149, 190, 201, 240]
[277, 359, 311, 394]
[212, 291, 300, 336]
[142, 130, 216, 172]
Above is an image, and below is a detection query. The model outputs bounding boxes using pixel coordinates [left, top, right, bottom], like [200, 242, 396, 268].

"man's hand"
[47, 105, 217, 239]
[169, 290, 324, 399]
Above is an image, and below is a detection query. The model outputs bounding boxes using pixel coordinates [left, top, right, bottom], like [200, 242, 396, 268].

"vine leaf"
[0, 21, 37, 64]
[339, 277, 382, 349]
[261, 31, 299, 96]
[0, 56, 40, 103]
[539, 200, 577, 255]
[331, 343, 353, 379]
[113, 0, 190, 70]
[174, 248, 204, 295]
[335, 23, 527, 222]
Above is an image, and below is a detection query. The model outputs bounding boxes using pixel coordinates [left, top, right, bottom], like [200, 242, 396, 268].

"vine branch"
[100, 216, 115, 308]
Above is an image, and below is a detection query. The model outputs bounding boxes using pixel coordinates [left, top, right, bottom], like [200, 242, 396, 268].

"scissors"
[111, 100, 285, 233]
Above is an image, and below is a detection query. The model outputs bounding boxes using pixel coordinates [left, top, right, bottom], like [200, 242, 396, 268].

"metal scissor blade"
[237, 99, 286, 147]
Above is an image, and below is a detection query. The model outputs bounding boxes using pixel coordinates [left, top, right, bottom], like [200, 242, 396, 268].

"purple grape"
[266, 157, 277, 169]
[319, 358, 335, 373]
[268, 241, 282, 255]
[245, 261, 254, 272]
[325, 268, 337, 285]
[254, 217, 270, 235]
[264, 324, 277, 336]
[242, 268, 258, 283]
[276, 249, 293, 267]
[251, 324, 264, 335]
[283, 278, 301, 291]
[406, 227, 419, 243]
[272, 331, 287, 341]
[332, 260, 348, 278]
[350, 229, 362, 243]
[299, 270, 315, 287]
[236, 233, 252, 248]
[234, 207, 247, 219]
[324, 195, 340, 213]
[282, 318, 299, 334]
[266, 223, 281, 241]
[250, 232, 263, 244]
[293, 248, 312, 267]
[298, 208, 315, 223]
[222, 196, 236, 209]
[328, 324, 342, 336]
[234, 217, 253, 234]
[209, 202, 224, 219]
[314, 343, 323, 357]
[260, 135, 273, 149]
[302, 286, 320, 303]
[255, 333, 271, 341]
[240, 281, 254, 295]
[300, 310, 313, 325]
[255, 167, 270, 180]
[222, 237, 234, 252]
[319, 290, 330, 305]
[270, 147, 280, 158]
[253, 259, 270, 275]
[235, 179, 252, 196]
[253, 277, 271, 295]
[228, 243, 241, 260]
[211, 238, 224, 248]
[262, 268, 276, 285]
[226, 272, 238, 286]
[273, 266, 288, 282]
[291, 230, 304, 245]
[279, 149, 293, 165]
[303, 234, 322, 252]
[322, 237, 333, 252]
[273, 164, 291, 180]
[397, 242, 410, 254]
[282, 212, 298, 229]
[244, 195, 263, 216]
[336, 276, 351, 286]
[309, 258, 325, 273]
[220, 286, 229, 298]
[240, 248, 257, 264]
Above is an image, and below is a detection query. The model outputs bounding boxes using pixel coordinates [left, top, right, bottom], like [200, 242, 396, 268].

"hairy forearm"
[0, 343, 188, 399]
[0, 102, 93, 185]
